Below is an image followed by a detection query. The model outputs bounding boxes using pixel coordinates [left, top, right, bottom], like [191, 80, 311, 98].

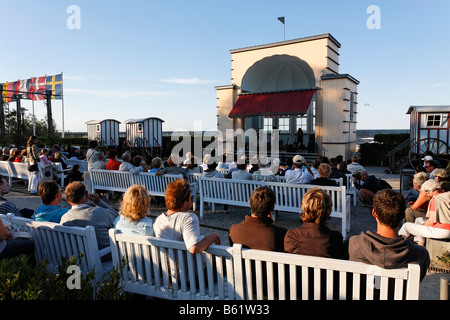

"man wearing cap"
[425, 160, 438, 178]
[284, 155, 313, 185]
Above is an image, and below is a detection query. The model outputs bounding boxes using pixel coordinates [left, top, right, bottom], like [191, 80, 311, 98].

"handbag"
[27, 163, 38, 172]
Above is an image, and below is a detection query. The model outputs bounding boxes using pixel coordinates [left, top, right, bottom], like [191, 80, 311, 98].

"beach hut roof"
[124, 117, 164, 124]
[407, 105, 450, 114]
[85, 119, 121, 124]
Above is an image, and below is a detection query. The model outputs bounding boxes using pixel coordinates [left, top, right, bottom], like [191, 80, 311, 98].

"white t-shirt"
[153, 211, 204, 250]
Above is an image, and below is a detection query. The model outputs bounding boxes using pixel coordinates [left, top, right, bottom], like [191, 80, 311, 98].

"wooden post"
[16, 97, 23, 145]
[0, 91, 5, 139]
[46, 91, 54, 143]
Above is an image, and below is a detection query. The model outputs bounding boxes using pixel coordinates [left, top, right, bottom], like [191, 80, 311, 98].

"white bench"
[66, 159, 89, 172]
[109, 229, 236, 300]
[345, 173, 357, 206]
[198, 177, 351, 238]
[108, 230, 421, 300]
[1, 162, 66, 189]
[89, 169, 183, 197]
[2, 214, 112, 281]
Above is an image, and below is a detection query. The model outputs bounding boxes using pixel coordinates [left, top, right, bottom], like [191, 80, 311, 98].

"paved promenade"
[4, 166, 447, 300]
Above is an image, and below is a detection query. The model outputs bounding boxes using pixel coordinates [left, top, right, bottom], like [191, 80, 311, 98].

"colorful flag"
[1, 82, 16, 103]
[18, 79, 29, 99]
[28, 76, 47, 100]
[46, 73, 63, 99]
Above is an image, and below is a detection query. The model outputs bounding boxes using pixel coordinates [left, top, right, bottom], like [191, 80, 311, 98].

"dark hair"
[38, 181, 60, 205]
[107, 149, 117, 159]
[27, 136, 38, 147]
[249, 186, 275, 217]
[65, 181, 87, 204]
[88, 140, 98, 148]
[132, 155, 142, 167]
[373, 189, 406, 229]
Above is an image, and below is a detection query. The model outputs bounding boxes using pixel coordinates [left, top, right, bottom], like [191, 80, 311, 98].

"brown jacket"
[228, 216, 287, 252]
[284, 223, 346, 259]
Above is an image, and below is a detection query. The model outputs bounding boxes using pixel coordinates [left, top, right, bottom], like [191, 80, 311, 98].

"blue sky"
[1, 0, 449, 133]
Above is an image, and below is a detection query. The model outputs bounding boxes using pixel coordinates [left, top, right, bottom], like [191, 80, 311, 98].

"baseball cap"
[293, 155, 305, 165]
[422, 155, 433, 161]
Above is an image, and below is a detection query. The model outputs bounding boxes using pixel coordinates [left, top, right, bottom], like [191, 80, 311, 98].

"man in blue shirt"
[34, 181, 70, 223]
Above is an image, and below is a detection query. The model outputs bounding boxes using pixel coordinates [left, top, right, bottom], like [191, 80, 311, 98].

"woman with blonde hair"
[114, 185, 154, 236]
[284, 188, 345, 258]
[26, 135, 40, 194]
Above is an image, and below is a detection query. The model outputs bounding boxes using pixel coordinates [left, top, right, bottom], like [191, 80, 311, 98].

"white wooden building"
[85, 119, 120, 147]
[215, 33, 359, 159]
[124, 117, 164, 149]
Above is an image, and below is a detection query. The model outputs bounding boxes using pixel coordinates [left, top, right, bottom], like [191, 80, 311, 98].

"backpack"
[378, 178, 392, 190]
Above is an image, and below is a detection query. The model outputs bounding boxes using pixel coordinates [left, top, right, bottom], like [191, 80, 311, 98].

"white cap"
[422, 155, 433, 161]
[293, 155, 305, 165]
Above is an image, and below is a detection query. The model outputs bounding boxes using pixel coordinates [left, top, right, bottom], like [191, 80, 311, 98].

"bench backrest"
[7, 215, 104, 279]
[109, 229, 236, 300]
[199, 177, 264, 208]
[233, 244, 420, 300]
[107, 230, 421, 300]
[90, 170, 182, 196]
[66, 159, 89, 172]
[7, 162, 30, 180]
[265, 182, 347, 215]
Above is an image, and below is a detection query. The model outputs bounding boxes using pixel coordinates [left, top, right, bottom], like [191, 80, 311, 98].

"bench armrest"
[99, 246, 112, 258]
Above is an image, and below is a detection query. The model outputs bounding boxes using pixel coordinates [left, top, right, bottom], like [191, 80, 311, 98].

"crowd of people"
[0, 137, 449, 288]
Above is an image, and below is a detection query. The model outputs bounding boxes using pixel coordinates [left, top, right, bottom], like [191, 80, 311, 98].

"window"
[278, 117, 290, 133]
[263, 118, 273, 132]
[296, 116, 307, 132]
[137, 123, 143, 132]
[96, 124, 101, 132]
[426, 114, 442, 127]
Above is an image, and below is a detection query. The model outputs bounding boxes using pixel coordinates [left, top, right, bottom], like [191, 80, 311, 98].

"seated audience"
[433, 168, 450, 192]
[347, 155, 365, 173]
[338, 161, 351, 174]
[52, 151, 67, 169]
[404, 172, 428, 204]
[0, 174, 34, 218]
[119, 152, 144, 174]
[185, 156, 203, 174]
[347, 189, 430, 282]
[329, 157, 347, 186]
[91, 151, 107, 169]
[153, 179, 220, 253]
[425, 160, 438, 178]
[231, 156, 252, 180]
[284, 188, 345, 258]
[311, 163, 338, 187]
[7, 148, 18, 162]
[149, 157, 162, 173]
[0, 147, 10, 161]
[202, 161, 225, 179]
[399, 179, 450, 246]
[34, 181, 70, 223]
[285, 155, 313, 184]
[0, 218, 36, 267]
[155, 154, 188, 180]
[309, 159, 321, 179]
[39, 148, 52, 167]
[229, 186, 287, 252]
[60, 182, 119, 249]
[65, 164, 84, 185]
[114, 185, 154, 236]
[106, 150, 121, 170]
[252, 156, 277, 182]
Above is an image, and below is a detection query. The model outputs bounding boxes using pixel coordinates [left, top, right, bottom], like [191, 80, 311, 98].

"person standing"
[26, 135, 40, 194]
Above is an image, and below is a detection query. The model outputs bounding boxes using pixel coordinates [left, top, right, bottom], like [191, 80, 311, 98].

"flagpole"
[32, 100, 36, 136]
[61, 72, 65, 138]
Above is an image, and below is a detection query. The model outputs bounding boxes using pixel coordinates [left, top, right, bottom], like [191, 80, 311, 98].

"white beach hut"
[86, 119, 121, 147]
[124, 117, 164, 150]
